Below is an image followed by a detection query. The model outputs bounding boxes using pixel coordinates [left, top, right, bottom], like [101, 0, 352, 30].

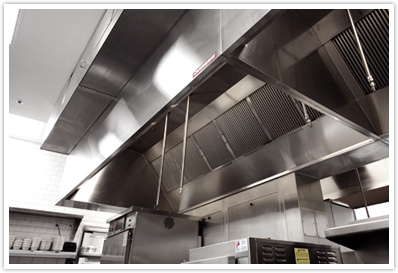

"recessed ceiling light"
[16, 99, 23, 104]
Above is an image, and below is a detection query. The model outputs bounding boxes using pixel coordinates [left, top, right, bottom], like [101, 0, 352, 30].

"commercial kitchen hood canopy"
[50, 8, 389, 212]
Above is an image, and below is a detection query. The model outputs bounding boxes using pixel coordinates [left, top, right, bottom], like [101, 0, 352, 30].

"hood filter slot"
[152, 153, 182, 192]
[168, 136, 211, 182]
[249, 84, 307, 140]
[193, 122, 234, 169]
[215, 100, 270, 158]
[333, 9, 389, 95]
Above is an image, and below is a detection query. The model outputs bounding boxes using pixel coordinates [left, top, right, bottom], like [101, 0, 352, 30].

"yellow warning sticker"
[294, 248, 310, 264]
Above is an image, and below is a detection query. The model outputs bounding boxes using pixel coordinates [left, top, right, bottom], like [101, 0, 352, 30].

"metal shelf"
[9, 250, 77, 259]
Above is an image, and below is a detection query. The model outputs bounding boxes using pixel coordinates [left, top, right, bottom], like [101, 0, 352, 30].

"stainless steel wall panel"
[301, 208, 318, 237]
[228, 193, 282, 241]
[314, 210, 329, 238]
[193, 122, 234, 169]
[201, 211, 224, 246]
[249, 84, 305, 139]
[215, 100, 269, 158]
[295, 173, 329, 239]
[279, 174, 304, 242]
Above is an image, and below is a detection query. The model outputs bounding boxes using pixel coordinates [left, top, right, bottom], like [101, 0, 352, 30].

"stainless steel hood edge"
[41, 10, 123, 153]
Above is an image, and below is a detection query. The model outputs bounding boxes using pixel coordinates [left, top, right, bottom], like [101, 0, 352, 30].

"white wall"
[6, 137, 115, 239]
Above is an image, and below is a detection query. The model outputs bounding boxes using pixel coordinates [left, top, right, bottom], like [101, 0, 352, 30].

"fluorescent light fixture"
[6, 7, 20, 45]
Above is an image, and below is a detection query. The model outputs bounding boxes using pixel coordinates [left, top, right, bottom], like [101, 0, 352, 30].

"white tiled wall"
[7, 138, 116, 264]
[9, 212, 75, 241]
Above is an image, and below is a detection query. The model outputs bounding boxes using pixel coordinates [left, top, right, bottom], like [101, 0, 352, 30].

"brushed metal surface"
[130, 63, 247, 155]
[144, 75, 265, 163]
[55, 9, 389, 217]
[165, 116, 369, 212]
[232, 9, 388, 138]
[301, 208, 318, 237]
[80, 10, 186, 96]
[201, 211, 224, 246]
[320, 157, 389, 207]
[220, 9, 271, 53]
[41, 86, 114, 154]
[358, 86, 389, 136]
[42, 10, 123, 151]
[130, 212, 198, 264]
[57, 9, 226, 200]
[324, 202, 356, 228]
[68, 150, 171, 210]
[228, 193, 282, 240]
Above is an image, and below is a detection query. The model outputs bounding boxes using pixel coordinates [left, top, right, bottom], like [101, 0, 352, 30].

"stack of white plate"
[51, 236, 64, 252]
[12, 238, 23, 250]
[9, 235, 15, 249]
[31, 237, 41, 251]
[22, 238, 32, 250]
[39, 239, 52, 251]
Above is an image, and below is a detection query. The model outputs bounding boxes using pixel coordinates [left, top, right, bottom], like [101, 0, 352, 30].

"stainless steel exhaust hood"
[51, 8, 389, 213]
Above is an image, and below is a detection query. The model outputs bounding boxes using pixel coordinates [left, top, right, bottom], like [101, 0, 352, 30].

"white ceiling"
[9, 9, 106, 123]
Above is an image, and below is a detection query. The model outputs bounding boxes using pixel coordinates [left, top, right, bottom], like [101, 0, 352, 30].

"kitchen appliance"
[100, 206, 199, 264]
[76, 225, 107, 264]
[185, 237, 342, 264]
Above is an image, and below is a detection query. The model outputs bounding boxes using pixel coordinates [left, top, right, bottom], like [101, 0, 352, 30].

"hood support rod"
[179, 96, 190, 195]
[302, 102, 313, 127]
[347, 9, 376, 92]
[155, 113, 169, 208]
[355, 168, 370, 218]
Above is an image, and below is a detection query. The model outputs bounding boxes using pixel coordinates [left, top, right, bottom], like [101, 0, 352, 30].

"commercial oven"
[100, 206, 199, 264]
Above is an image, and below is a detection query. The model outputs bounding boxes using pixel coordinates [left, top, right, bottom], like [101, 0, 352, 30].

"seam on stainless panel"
[246, 96, 273, 141]
[65, 96, 116, 155]
[192, 134, 213, 171]
[212, 120, 237, 159]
